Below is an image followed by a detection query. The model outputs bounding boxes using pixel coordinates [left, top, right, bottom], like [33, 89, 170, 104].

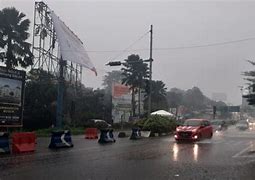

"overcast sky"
[2, 0, 255, 105]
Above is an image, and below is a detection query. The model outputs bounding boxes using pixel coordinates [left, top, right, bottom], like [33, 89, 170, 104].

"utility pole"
[148, 25, 153, 117]
[56, 57, 65, 128]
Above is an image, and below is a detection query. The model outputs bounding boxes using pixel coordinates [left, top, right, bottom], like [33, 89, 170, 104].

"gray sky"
[1, 0, 255, 105]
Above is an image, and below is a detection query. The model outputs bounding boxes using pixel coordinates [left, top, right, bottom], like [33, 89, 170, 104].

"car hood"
[177, 126, 199, 131]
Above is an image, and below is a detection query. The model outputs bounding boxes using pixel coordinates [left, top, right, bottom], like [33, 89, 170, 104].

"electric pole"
[56, 57, 65, 128]
[148, 25, 153, 117]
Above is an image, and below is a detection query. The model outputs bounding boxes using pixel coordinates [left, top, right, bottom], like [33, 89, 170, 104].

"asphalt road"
[1, 127, 255, 180]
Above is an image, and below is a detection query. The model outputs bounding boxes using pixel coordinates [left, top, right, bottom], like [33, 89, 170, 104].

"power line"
[154, 36, 255, 50]
[86, 36, 255, 53]
[110, 30, 150, 60]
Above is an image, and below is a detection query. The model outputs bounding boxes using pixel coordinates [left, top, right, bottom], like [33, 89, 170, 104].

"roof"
[151, 110, 174, 117]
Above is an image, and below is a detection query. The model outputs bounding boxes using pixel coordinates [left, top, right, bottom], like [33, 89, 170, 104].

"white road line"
[232, 144, 252, 158]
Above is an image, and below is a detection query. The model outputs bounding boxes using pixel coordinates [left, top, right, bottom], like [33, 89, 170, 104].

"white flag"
[51, 11, 97, 75]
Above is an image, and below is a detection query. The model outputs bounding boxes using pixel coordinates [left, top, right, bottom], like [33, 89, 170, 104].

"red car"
[174, 119, 213, 142]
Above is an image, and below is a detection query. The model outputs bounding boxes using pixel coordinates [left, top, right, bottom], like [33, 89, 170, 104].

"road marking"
[232, 144, 252, 158]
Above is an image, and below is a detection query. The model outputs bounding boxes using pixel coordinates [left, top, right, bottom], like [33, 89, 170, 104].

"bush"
[35, 127, 85, 137]
[135, 115, 176, 134]
[133, 118, 147, 128]
[112, 122, 133, 129]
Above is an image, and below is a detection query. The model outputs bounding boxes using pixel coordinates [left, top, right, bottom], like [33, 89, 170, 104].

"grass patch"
[35, 127, 85, 137]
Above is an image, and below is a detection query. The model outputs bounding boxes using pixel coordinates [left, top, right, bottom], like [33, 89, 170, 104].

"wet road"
[1, 127, 255, 180]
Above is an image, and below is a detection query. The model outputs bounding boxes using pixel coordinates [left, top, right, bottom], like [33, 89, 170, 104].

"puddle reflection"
[171, 143, 199, 162]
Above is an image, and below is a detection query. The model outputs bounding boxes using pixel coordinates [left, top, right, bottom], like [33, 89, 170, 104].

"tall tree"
[24, 69, 57, 129]
[0, 7, 33, 69]
[121, 54, 149, 116]
[183, 87, 205, 110]
[102, 70, 123, 93]
[144, 80, 169, 112]
[166, 88, 184, 115]
[242, 60, 255, 105]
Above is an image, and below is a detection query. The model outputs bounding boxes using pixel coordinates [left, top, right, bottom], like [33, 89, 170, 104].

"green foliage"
[133, 118, 147, 128]
[35, 127, 84, 137]
[134, 115, 176, 134]
[24, 69, 57, 129]
[112, 122, 133, 129]
[102, 70, 123, 93]
[0, 7, 33, 69]
[121, 54, 149, 116]
[166, 87, 226, 112]
[242, 61, 255, 105]
[144, 80, 169, 112]
[121, 54, 149, 90]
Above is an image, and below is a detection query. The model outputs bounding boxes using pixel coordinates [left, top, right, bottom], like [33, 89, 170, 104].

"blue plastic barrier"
[130, 128, 141, 140]
[49, 130, 74, 149]
[98, 129, 116, 144]
[0, 132, 10, 154]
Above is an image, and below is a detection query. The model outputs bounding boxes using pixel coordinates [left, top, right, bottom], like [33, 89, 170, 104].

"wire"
[154, 36, 255, 50]
[109, 30, 150, 60]
[86, 36, 255, 53]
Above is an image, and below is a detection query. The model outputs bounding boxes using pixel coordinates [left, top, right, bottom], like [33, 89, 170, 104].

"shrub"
[133, 118, 147, 128]
[137, 115, 176, 134]
[112, 122, 133, 129]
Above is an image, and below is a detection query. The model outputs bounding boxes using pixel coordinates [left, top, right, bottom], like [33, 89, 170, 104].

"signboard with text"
[0, 66, 26, 127]
[112, 83, 131, 123]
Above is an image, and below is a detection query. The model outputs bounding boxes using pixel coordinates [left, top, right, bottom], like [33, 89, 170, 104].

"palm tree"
[121, 54, 149, 117]
[0, 7, 33, 69]
[102, 70, 123, 93]
[144, 80, 169, 112]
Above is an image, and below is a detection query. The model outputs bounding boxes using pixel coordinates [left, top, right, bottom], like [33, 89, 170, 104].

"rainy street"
[1, 127, 255, 180]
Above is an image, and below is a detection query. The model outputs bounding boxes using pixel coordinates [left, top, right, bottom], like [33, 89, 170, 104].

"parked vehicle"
[174, 119, 213, 142]
[85, 119, 112, 129]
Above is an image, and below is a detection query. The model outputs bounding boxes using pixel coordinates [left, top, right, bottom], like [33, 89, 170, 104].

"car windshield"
[183, 120, 202, 127]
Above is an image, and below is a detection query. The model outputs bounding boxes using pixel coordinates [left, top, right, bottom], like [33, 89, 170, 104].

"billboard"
[0, 67, 25, 127]
[112, 83, 132, 123]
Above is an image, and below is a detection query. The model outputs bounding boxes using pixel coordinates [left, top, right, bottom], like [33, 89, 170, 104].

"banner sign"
[0, 67, 25, 127]
[51, 12, 97, 75]
[217, 106, 240, 113]
[112, 83, 131, 123]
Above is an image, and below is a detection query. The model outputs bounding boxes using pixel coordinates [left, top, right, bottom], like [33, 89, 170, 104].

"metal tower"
[32, 1, 82, 85]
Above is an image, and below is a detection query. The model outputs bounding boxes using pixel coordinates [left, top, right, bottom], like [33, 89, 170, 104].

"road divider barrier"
[141, 131, 151, 138]
[118, 132, 126, 138]
[85, 128, 98, 139]
[130, 128, 142, 140]
[12, 132, 36, 154]
[49, 130, 74, 149]
[98, 129, 116, 144]
[0, 132, 10, 154]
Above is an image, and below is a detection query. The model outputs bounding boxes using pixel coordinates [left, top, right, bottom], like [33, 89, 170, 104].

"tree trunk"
[131, 87, 136, 117]
[138, 87, 141, 117]
[6, 38, 12, 69]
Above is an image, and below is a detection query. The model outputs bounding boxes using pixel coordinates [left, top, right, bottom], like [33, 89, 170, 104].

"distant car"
[236, 121, 249, 131]
[210, 119, 227, 132]
[174, 119, 213, 142]
[86, 119, 112, 129]
[247, 119, 255, 130]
